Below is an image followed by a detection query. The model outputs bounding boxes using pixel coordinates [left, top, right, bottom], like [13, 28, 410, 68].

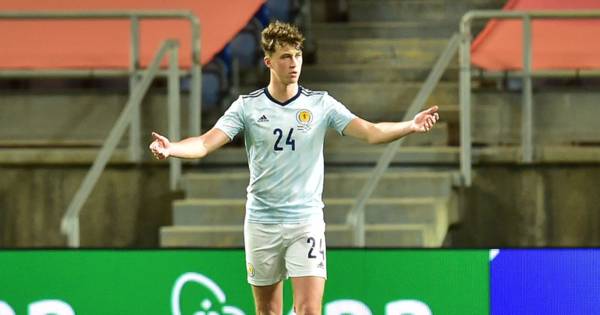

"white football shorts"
[244, 218, 327, 286]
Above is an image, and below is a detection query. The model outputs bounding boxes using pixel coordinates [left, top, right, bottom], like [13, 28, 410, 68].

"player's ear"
[264, 56, 271, 69]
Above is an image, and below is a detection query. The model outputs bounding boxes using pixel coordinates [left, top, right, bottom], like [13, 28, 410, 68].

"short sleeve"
[214, 97, 245, 140]
[326, 94, 357, 135]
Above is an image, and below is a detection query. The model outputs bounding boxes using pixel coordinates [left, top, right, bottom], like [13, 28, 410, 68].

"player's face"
[265, 44, 303, 85]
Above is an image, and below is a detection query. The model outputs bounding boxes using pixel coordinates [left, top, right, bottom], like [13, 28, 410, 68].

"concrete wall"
[2, 163, 600, 247]
[453, 165, 600, 247]
[0, 90, 229, 146]
[0, 165, 173, 247]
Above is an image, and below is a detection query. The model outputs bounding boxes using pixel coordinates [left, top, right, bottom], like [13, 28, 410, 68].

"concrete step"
[327, 223, 443, 247]
[324, 122, 449, 149]
[301, 64, 459, 83]
[0, 90, 197, 144]
[196, 145, 600, 166]
[294, 82, 458, 115]
[233, 90, 559, 146]
[347, 0, 505, 22]
[313, 21, 459, 39]
[0, 145, 453, 166]
[173, 199, 246, 225]
[160, 223, 443, 247]
[182, 170, 454, 199]
[192, 146, 461, 165]
[7, 145, 600, 166]
[238, 83, 457, 122]
[324, 146, 461, 164]
[160, 225, 243, 247]
[0, 147, 131, 164]
[0, 91, 130, 144]
[472, 91, 600, 145]
[173, 196, 450, 225]
[315, 38, 451, 65]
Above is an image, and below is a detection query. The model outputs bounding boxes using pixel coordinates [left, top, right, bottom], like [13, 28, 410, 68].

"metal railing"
[346, 34, 461, 247]
[0, 11, 202, 162]
[459, 10, 600, 187]
[60, 39, 181, 247]
[0, 11, 202, 247]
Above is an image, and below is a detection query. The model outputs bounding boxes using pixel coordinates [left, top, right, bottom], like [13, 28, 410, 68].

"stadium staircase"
[160, 0, 506, 247]
[4, 1, 598, 246]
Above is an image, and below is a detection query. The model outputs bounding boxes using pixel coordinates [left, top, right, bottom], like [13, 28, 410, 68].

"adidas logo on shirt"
[257, 115, 269, 123]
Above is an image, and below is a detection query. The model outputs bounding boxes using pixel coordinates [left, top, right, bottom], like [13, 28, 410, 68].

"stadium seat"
[255, 4, 271, 27]
[229, 18, 263, 72]
[201, 59, 229, 109]
[180, 58, 228, 110]
[267, 0, 292, 22]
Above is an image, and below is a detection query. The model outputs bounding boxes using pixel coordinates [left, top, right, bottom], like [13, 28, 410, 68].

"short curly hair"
[261, 21, 305, 56]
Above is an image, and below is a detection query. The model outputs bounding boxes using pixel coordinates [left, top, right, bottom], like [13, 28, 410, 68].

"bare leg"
[291, 276, 325, 315]
[252, 281, 284, 315]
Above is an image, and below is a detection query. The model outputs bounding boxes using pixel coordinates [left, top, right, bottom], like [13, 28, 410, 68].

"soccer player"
[150, 21, 439, 315]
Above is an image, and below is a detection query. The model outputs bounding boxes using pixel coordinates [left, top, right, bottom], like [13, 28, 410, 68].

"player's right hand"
[149, 132, 171, 160]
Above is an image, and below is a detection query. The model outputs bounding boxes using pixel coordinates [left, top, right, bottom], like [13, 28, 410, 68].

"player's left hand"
[411, 106, 439, 133]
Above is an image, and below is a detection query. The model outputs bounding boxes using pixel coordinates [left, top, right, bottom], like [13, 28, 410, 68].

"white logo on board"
[0, 300, 75, 315]
[171, 272, 433, 315]
[288, 299, 433, 315]
[171, 272, 245, 315]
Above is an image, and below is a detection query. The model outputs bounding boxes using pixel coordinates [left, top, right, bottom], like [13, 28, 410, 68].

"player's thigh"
[284, 219, 327, 279]
[291, 276, 326, 315]
[252, 281, 284, 315]
[285, 220, 327, 314]
[245, 221, 286, 286]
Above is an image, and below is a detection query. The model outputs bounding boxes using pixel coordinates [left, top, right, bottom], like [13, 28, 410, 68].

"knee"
[294, 303, 322, 315]
[256, 309, 280, 315]
[256, 303, 281, 315]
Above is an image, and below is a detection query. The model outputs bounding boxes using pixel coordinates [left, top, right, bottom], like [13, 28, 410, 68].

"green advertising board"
[0, 250, 488, 314]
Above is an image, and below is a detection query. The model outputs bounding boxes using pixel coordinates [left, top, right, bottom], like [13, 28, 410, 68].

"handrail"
[459, 10, 600, 187]
[0, 10, 202, 162]
[0, 69, 192, 78]
[346, 33, 461, 247]
[60, 39, 181, 247]
[0, 10, 197, 19]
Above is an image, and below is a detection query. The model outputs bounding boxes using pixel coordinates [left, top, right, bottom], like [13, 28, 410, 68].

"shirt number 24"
[273, 128, 295, 151]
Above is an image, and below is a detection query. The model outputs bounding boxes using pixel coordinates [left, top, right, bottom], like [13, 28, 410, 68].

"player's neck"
[267, 81, 299, 104]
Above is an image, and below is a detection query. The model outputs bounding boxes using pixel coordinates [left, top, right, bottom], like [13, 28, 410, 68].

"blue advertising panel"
[491, 249, 600, 315]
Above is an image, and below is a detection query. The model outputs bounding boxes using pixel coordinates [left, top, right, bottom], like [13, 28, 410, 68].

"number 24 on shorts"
[307, 237, 324, 260]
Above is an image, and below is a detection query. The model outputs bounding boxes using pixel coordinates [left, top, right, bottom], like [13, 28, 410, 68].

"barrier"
[0, 250, 488, 314]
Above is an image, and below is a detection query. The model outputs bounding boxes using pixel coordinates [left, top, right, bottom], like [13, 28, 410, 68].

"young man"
[150, 21, 439, 315]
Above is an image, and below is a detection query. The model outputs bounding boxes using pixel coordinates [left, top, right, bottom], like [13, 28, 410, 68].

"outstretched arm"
[149, 128, 230, 160]
[343, 106, 439, 144]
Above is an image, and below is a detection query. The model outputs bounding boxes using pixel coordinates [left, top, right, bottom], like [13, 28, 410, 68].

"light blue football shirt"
[214, 86, 356, 224]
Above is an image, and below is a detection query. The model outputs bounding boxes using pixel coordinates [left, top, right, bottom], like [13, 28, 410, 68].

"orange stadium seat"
[0, 0, 265, 69]
[472, 0, 600, 70]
